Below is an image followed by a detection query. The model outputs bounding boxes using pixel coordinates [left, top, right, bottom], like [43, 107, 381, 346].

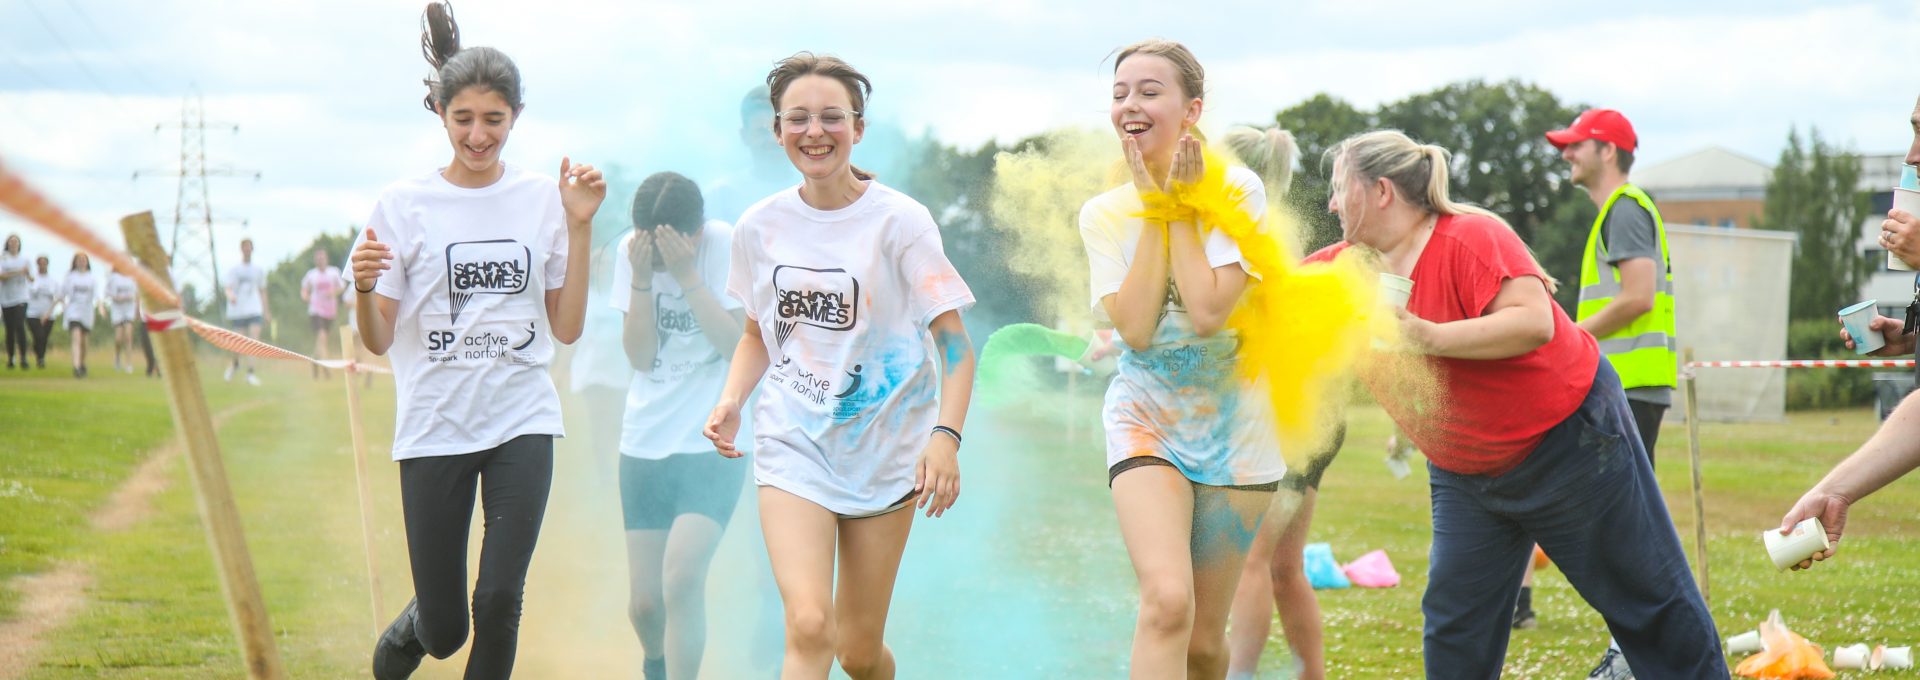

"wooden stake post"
[341, 333, 384, 636]
[118, 212, 286, 679]
[1682, 347, 1711, 605]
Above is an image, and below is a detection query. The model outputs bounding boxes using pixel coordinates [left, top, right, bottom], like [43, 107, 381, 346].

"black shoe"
[1512, 607, 1537, 630]
[372, 598, 426, 680]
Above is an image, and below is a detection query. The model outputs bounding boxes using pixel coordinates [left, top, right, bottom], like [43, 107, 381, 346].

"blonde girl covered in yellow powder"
[1079, 40, 1282, 679]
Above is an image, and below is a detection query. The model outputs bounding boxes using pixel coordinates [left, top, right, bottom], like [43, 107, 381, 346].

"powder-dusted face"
[440, 85, 516, 177]
[1111, 53, 1200, 164]
[774, 74, 865, 181]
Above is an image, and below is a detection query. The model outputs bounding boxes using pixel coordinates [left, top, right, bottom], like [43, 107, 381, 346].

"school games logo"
[445, 239, 530, 324]
[771, 265, 858, 347]
[656, 293, 699, 337]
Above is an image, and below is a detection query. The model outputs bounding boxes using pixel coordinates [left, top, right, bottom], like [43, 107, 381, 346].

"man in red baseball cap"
[1536, 108, 1679, 680]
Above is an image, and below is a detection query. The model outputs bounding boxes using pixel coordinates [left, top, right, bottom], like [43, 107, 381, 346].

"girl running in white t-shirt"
[704, 52, 976, 680]
[107, 265, 138, 374]
[1080, 40, 1282, 679]
[613, 172, 750, 680]
[347, 4, 605, 679]
[50, 253, 95, 379]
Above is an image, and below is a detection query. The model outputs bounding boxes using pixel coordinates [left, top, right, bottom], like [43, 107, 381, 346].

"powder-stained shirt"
[1079, 166, 1284, 487]
[1308, 213, 1598, 476]
[727, 182, 974, 516]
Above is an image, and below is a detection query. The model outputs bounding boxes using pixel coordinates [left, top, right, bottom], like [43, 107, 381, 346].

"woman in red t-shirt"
[1307, 130, 1724, 679]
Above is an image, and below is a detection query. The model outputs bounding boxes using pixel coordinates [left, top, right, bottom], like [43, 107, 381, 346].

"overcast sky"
[2, 0, 1915, 290]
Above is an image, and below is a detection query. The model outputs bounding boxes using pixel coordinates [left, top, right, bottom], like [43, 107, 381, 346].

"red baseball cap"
[1546, 108, 1637, 154]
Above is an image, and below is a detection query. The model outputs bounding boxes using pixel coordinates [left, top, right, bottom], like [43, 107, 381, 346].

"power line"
[59, 0, 161, 92]
[19, 0, 115, 98]
[0, 43, 56, 89]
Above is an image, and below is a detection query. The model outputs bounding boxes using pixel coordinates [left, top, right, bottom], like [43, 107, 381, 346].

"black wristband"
[931, 425, 962, 446]
[354, 282, 375, 294]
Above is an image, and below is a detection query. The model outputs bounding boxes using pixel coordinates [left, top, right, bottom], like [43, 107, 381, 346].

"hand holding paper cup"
[1891, 165, 1920, 271]
[1839, 300, 1886, 355]
[1372, 273, 1415, 350]
[1764, 517, 1833, 571]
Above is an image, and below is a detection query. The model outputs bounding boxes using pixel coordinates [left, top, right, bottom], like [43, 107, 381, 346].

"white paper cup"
[1763, 517, 1833, 571]
[1726, 630, 1764, 655]
[1840, 300, 1885, 355]
[1835, 643, 1871, 669]
[1893, 188, 1920, 271]
[1378, 273, 1414, 310]
[1886, 646, 1914, 669]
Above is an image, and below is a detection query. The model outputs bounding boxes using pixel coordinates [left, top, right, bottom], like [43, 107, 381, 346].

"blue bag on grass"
[1304, 542, 1351, 589]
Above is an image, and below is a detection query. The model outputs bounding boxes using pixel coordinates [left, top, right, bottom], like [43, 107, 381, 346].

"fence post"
[119, 211, 287, 679]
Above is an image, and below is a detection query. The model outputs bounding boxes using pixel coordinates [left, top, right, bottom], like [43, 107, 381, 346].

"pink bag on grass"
[1341, 549, 1400, 588]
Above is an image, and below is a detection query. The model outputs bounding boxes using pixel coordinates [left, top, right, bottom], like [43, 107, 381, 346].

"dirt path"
[0, 400, 267, 679]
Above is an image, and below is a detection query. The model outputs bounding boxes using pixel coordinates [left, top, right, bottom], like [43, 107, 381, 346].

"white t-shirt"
[0, 254, 29, 307]
[1079, 166, 1283, 487]
[611, 221, 753, 458]
[61, 272, 96, 329]
[727, 182, 974, 515]
[302, 266, 342, 318]
[346, 164, 570, 460]
[27, 274, 57, 318]
[106, 273, 139, 325]
[226, 262, 267, 319]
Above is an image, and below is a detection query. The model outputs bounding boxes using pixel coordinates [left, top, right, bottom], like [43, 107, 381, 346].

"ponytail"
[1330, 130, 1557, 291]
[1223, 125, 1297, 198]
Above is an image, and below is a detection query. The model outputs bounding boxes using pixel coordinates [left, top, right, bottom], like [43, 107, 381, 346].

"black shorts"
[229, 315, 262, 332]
[309, 314, 335, 333]
[1107, 456, 1282, 492]
[1281, 422, 1345, 492]
[619, 452, 749, 531]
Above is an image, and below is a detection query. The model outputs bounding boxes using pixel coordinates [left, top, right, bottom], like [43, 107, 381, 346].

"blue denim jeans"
[1422, 361, 1724, 679]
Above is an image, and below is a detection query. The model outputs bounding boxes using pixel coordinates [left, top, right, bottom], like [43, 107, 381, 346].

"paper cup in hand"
[1378, 273, 1414, 310]
[1763, 517, 1832, 571]
[1839, 300, 1884, 355]
[1835, 643, 1870, 669]
[1726, 630, 1764, 655]
[1893, 188, 1920, 271]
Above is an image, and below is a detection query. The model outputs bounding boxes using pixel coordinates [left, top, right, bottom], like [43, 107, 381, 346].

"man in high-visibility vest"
[1541, 108, 1679, 680]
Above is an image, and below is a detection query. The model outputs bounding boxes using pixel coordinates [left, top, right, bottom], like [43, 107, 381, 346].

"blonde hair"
[1223, 125, 1297, 198]
[1113, 39, 1205, 101]
[1328, 130, 1557, 290]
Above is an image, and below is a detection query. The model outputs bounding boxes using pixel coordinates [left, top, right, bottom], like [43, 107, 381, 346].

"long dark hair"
[631, 172, 705, 235]
[419, 1, 523, 114]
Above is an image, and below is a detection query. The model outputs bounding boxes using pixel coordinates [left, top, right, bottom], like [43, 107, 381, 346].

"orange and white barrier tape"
[3, 156, 389, 376]
[1689, 360, 1916, 369]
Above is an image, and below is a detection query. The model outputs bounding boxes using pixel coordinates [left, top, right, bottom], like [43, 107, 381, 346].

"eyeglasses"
[776, 108, 860, 133]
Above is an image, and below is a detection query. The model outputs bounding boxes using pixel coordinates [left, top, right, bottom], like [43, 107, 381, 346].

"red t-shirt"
[1307, 213, 1597, 476]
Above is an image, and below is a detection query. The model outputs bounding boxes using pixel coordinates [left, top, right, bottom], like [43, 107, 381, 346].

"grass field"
[3, 347, 1919, 678]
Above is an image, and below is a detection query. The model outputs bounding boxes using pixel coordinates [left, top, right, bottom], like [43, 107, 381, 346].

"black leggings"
[27, 316, 52, 364]
[399, 434, 553, 680]
[2, 304, 25, 364]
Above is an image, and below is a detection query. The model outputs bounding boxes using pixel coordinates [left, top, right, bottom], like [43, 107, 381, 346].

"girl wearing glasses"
[349, 3, 605, 678]
[1079, 40, 1282, 678]
[704, 52, 976, 679]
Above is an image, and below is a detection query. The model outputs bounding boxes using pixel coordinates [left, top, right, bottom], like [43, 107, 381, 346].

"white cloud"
[3, 0, 1913, 285]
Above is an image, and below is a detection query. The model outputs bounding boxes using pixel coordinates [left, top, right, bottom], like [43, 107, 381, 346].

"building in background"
[1635, 146, 1772, 229]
